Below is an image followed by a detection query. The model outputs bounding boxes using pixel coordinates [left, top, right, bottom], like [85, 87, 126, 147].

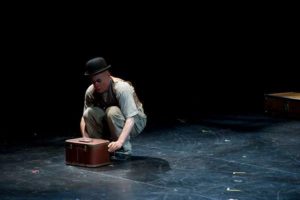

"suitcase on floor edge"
[264, 92, 300, 117]
[65, 138, 111, 167]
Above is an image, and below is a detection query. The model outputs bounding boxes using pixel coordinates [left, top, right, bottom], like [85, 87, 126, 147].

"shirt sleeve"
[115, 82, 139, 118]
[83, 85, 94, 113]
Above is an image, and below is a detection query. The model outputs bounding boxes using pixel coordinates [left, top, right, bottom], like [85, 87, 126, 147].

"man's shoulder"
[112, 77, 134, 95]
[85, 84, 94, 95]
[112, 77, 131, 88]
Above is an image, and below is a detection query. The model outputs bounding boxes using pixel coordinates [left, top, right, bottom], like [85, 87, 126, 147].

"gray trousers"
[83, 106, 146, 152]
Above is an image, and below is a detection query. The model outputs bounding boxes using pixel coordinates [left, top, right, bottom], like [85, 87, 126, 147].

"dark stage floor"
[1, 114, 300, 200]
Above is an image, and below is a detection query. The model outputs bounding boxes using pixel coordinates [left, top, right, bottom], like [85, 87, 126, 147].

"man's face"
[91, 71, 110, 93]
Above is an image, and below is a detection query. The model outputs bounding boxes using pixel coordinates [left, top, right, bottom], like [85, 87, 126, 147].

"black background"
[1, 4, 299, 138]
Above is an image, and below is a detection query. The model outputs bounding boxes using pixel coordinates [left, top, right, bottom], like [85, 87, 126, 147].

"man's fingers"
[108, 147, 115, 152]
[108, 141, 122, 152]
[108, 142, 116, 152]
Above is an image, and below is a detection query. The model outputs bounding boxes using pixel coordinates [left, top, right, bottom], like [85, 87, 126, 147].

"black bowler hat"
[84, 57, 111, 76]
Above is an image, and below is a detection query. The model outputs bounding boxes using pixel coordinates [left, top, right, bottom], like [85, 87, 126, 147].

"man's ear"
[106, 71, 111, 76]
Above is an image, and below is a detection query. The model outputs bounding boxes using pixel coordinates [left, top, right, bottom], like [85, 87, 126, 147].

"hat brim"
[84, 65, 111, 76]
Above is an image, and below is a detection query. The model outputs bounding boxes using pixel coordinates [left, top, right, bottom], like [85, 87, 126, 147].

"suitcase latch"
[284, 102, 289, 112]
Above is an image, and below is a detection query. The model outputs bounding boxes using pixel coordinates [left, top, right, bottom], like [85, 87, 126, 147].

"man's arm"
[108, 117, 134, 152]
[80, 117, 90, 138]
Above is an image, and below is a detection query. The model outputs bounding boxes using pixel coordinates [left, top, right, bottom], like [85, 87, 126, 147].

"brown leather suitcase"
[65, 138, 111, 167]
[264, 92, 300, 116]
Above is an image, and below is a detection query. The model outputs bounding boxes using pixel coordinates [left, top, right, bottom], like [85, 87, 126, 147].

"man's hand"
[108, 141, 123, 152]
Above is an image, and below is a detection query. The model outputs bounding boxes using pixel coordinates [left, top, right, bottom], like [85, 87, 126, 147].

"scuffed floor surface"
[1, 114, 300, 200]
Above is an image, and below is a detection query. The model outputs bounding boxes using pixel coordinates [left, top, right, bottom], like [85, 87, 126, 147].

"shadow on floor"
[78, 156, 171, 182]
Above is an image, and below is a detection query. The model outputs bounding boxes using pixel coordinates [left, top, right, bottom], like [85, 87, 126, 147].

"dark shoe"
[110, 149, 131, 161]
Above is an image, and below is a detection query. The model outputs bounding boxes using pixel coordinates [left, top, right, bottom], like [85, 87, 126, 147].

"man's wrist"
[82, 132, 89, 138]
[117, 138, 125, 145]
